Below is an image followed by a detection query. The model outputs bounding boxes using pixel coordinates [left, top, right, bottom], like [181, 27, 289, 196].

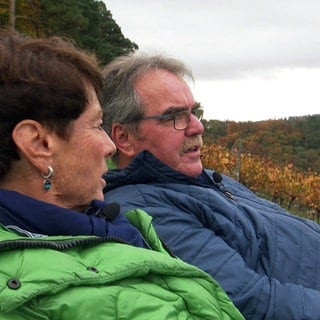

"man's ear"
[12, 120, 53, 172]
[111, 123, 136, 158]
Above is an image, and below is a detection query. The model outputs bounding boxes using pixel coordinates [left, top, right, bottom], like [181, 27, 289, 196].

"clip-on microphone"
[212, 172, 234, 200]
[96, 203, 121, 221]
[212, 171, 223, 184]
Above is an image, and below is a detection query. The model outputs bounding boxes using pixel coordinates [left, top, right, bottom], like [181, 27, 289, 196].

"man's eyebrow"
[161, 106, 187, 115]
[192, 102, 202, 109]
[161, 102, 202, 115]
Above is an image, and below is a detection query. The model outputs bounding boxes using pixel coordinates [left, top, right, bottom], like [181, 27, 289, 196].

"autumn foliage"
[201, 143, 320, 222]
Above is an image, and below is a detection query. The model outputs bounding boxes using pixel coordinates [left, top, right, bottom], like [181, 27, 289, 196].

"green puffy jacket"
[0, 209, 244, 320]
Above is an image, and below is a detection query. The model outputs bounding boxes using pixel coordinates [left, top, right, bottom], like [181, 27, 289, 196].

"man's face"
[131, 69, 204, 177]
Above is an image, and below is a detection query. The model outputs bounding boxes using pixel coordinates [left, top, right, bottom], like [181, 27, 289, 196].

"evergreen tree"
[0, 0, 138, 65]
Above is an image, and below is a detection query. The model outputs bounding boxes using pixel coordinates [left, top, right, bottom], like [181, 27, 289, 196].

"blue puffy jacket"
[104, 150, 320, 320]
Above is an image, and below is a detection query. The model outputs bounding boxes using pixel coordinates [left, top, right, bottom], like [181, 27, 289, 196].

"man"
[102, 52, 320, 320]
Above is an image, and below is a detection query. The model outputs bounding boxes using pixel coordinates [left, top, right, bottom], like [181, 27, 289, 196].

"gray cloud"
[105, 0, 320, 79]
[104, 0, 320, 120]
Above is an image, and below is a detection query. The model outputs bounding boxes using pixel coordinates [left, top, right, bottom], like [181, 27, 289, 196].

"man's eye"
[160, 114, 175, 122]
[167, 114, 176, 120]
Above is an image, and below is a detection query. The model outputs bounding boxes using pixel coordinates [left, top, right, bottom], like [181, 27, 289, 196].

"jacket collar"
[0, 189, 147, 249]
[104, 150, 214, 192]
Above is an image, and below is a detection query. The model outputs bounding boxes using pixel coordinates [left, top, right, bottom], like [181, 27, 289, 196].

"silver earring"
[41, 166, 54, 191]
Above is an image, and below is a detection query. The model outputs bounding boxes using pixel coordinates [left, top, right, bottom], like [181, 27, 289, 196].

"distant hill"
[202, 114, 320, 173]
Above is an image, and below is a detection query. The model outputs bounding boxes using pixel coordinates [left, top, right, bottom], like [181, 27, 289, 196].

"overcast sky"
[103, 0, 320, 121]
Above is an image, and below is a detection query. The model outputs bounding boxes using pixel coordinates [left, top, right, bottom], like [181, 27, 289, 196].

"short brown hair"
[0, 28, 103, 179]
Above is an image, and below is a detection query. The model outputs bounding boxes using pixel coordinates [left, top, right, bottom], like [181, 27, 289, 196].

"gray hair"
[101, 52, 193, 139]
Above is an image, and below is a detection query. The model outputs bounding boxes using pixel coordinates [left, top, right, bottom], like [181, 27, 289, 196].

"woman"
[0, 29, 244, 320]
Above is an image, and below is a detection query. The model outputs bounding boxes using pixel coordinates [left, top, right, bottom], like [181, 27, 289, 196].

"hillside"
[202, 114, 320, 173]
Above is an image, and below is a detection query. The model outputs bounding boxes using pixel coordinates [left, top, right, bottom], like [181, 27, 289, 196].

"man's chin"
[93, 190, 104, 201]
[178, 162, 203, 177]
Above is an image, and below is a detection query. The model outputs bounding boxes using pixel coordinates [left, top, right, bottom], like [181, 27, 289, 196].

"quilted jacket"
[0, 190, 243, 320]
[104, 150, 320, 320]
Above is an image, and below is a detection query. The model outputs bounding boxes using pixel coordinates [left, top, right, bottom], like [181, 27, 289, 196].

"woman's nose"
[104, 131, 117, 158]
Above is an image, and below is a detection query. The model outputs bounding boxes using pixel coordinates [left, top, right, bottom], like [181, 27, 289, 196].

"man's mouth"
[182, 136, 203, 154]
[186, 145, 200, 152]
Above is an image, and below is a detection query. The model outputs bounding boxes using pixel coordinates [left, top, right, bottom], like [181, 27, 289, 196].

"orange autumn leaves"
[201, 144, 320, 221]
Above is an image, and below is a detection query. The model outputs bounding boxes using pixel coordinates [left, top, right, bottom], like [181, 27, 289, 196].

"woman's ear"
[111, 123, 136, 158]
[12, 120, 53, 172]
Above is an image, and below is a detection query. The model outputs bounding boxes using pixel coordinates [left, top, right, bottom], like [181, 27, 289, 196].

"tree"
[0, 0, 138, 65]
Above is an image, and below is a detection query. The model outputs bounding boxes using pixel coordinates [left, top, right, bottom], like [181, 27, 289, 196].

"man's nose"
[185, 113, 204, 136]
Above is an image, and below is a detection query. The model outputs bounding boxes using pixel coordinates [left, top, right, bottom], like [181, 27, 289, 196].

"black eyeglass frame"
[139, 105, 204, 131]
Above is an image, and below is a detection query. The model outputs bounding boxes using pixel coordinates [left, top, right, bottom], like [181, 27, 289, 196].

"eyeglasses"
[140, 106, 204, 131]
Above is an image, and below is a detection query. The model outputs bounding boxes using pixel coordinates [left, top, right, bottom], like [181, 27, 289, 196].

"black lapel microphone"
[83, 202, 121, 221]
[212, 171, 223, 184]
[212, 172, 235, 200]
[99, 202, 121, 221]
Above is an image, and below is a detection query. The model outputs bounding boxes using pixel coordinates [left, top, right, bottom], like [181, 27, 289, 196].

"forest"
[203, 114, 320, 173]
[1, 0, 319, 221]
[0, 0, 137, 66]
[201, 115, 320, 221]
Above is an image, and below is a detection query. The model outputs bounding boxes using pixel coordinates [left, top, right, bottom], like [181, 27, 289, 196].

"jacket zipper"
[0, 236, 131, 251]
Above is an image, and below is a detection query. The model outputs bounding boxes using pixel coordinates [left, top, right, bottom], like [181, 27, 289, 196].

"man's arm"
[105, 185, 320, 320]
[152, 212, 320, 320]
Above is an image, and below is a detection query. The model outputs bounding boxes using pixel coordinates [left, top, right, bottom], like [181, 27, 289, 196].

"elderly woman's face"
[52, 83, 116, 211]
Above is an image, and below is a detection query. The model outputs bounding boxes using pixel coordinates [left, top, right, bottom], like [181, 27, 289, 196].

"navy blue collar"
[0, 189, 146, 248]
[104, 150, 214, 192]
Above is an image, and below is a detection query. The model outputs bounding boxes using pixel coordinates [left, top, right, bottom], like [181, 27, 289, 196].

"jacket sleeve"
[105, 185, 320, 320]
[153, 210, 320, 320]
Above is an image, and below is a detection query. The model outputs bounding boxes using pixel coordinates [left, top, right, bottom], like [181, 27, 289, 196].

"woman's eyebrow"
[97, 108, 104, 118]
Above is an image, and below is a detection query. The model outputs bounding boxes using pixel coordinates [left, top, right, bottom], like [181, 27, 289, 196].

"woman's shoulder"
[0, 227, 244, 320]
